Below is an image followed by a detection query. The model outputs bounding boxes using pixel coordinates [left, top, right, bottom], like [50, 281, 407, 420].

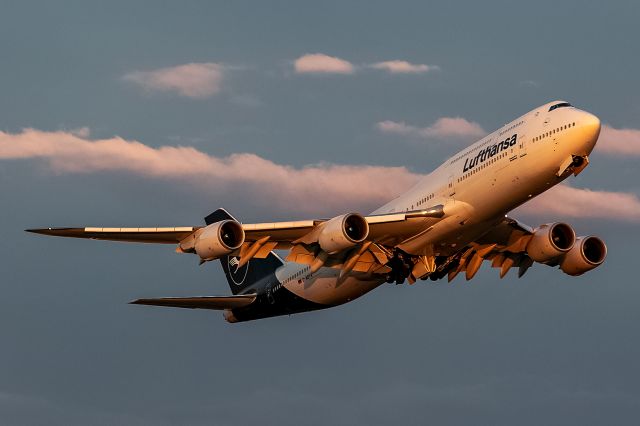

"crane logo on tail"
[227, 256, 249, 286]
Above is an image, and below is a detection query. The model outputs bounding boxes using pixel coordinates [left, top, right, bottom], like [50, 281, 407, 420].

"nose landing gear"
[556, 154, 589, 178]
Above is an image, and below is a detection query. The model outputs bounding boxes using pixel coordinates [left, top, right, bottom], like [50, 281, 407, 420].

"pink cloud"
[514, 184, 640, 222]
[123, 63, 223, 98]
[0, 129, 419, 214]
[371, 60, 438, 74]
[3, 129, 636, 221]
[293, 53, 355, 75]
[596, 125, 640, 156]
[377, 117, 486, 140]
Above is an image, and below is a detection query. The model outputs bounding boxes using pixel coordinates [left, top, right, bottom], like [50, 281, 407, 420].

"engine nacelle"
[194, 220, 245, 261]
[318, 213, 369, 254]
[560, 236, 607, 276]
[526, 222, 575, 263]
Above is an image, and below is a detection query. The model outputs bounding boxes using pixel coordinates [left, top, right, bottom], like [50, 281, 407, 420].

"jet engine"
[526, 222, 575, 263]
[318, 213, 369, 254]
[194, 220, 245, 261]
[560, 236, 607, 276]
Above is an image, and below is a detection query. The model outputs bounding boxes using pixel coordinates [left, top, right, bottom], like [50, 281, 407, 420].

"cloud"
[377, 117, 486, 140]
[514, 183, 640, 222]
[293, 54, 440, 76]
[0, 129, 420, 214]
[596, 125, 640, 156]
[123, 63, 223, 98]
[4, 128, 636, 220]
[371, 60, 438, 74]
[293, 54, 355, 75]
[519, 80, 540, 87]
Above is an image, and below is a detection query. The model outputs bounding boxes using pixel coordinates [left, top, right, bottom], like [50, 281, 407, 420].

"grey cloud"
[123, 63, 224, 98]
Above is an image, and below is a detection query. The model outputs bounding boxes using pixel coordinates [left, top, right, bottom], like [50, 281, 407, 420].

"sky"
[1, 1, 639, 424]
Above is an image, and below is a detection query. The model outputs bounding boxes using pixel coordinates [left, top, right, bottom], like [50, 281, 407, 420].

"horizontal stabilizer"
[130, 294, 256, 310]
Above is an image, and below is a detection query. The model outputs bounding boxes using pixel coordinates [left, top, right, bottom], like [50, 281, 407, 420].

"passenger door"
[448, 174, 456, 201]
[518, 134, 528, 158]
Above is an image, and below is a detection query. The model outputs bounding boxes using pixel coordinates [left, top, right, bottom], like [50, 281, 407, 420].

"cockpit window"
[548, 102, 572, 112]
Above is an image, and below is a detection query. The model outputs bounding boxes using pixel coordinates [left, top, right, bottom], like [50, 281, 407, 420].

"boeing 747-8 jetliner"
[28, 101, 607, 322]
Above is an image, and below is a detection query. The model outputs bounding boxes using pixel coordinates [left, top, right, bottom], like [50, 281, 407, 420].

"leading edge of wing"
[130, 294, 256, 310]
[25, 227, 196, 244]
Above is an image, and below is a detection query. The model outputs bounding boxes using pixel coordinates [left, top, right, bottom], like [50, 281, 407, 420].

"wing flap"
[446, 216, 537, 282]
[130, 294, 256, 310]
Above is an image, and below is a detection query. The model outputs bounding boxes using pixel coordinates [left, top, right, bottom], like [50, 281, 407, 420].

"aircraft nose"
[583, 112, 601, 136]
[580, 111, 601, 154]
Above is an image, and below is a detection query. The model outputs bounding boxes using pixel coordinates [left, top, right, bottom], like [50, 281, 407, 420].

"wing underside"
[26, 205, 445, 247]
[26, 205, 450, 279]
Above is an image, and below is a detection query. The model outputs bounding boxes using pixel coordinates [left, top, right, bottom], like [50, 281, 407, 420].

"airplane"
[27, 100, 607, 323]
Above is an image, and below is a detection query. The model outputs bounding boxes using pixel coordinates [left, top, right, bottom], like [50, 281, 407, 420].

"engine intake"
[318, 213, 369, 254]
[526, 222, 575, 263]
[194, 220, 245, 261]
[560, 236, 607, 276]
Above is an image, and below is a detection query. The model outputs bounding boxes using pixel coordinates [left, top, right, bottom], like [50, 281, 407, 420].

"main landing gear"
[385, 252, 413, 284]
[386, 251, 461, 285]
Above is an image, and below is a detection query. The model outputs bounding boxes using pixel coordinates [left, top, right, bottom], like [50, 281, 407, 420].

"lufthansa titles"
[463, 134, 517, 172]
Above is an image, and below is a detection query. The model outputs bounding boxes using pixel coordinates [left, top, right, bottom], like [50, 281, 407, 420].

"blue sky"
[1, 1, 639, 424]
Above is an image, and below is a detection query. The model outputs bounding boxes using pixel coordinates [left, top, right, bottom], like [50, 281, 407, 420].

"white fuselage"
[278, 101, 602, 306]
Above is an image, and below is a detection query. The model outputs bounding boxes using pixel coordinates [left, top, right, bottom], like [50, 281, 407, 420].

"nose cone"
[580, 111, 601, 154]
[584, 112, 601, 136]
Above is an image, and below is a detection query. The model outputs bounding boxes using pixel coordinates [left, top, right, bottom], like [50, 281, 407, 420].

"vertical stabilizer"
[206, 209, 284, 294]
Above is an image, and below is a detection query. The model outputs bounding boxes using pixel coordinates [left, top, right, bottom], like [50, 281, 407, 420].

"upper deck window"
[548, 102, 572, 112]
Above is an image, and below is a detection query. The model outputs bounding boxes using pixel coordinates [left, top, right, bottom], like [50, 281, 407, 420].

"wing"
[26, 227, 196, 244]
[130, 294, 256, 310]
[27, 206, 447, 247]
[27, 204, 459, 278]
[26, 206, 445, 246]
[444, 216, 537, 282]
[241, 206, 446, 248]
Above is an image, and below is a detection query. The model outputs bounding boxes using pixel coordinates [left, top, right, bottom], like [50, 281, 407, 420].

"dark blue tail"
[206, 209, 284, 295]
